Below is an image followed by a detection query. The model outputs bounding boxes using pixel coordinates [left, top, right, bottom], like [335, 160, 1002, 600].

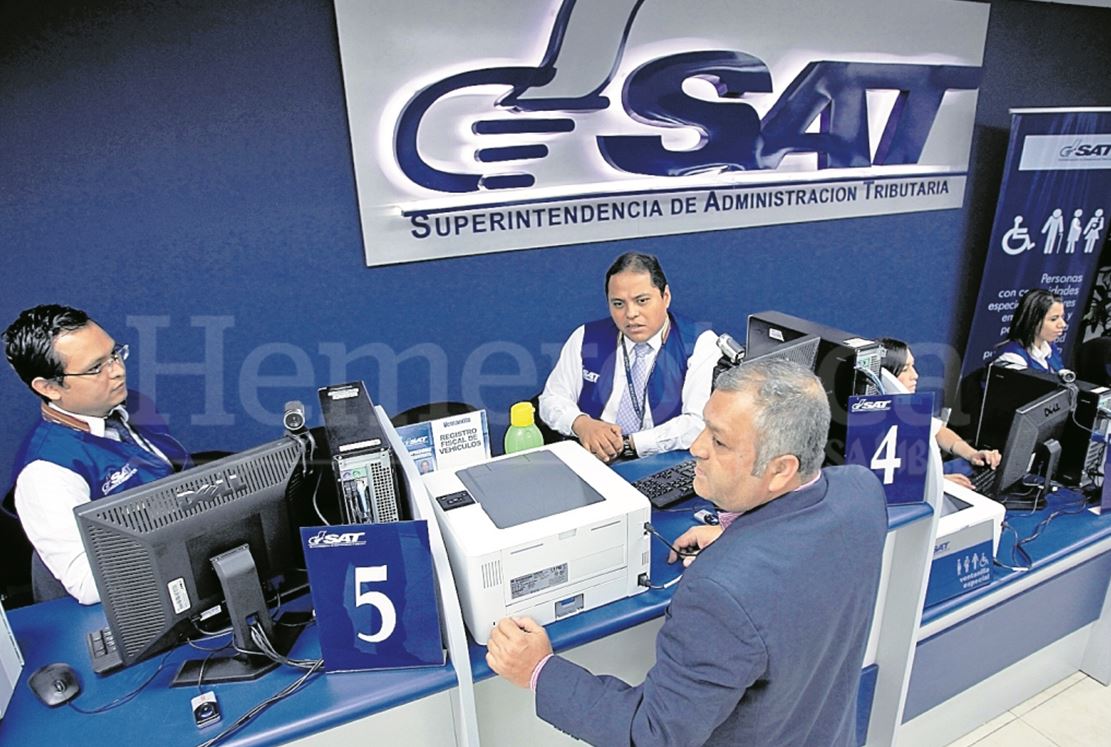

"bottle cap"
[509, 401, 536, 428]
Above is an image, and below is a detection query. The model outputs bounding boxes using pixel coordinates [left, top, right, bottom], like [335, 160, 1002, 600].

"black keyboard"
[632, 459, 697, 508]
[969, 465, 998, 496]
[86, 626, 123, 674]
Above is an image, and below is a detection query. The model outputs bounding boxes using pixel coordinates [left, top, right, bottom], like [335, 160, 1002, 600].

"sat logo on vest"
[101, 463, 139, 495]
[582, 368, 600, 384]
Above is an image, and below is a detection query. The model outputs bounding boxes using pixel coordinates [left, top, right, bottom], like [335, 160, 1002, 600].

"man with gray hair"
[487, 358, 888, 746]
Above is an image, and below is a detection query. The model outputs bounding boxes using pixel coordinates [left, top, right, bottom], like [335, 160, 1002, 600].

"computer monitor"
[989, 387, 1073, 506]
[76, 433, 318, 685]
[746, 311, 886, 463]
[977, 364, 1111, 488]
[741, 334, 821, 369]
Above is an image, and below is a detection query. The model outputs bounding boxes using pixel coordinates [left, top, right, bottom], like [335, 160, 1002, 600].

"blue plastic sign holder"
[845, 392, 934, 505]
[301, 522, 445, 672]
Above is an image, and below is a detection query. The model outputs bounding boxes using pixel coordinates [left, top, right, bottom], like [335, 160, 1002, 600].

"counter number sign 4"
[845, 392, 934, 505]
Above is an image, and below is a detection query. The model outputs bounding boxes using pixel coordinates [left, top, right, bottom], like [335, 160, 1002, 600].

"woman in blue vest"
[993, 288, 1067, 372]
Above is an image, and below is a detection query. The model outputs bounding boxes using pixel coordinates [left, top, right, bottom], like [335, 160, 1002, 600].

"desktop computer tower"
[746, 311, 885, 464]
[318, 381, 404, 523]
[977, 366, 1111, 489]
[0, 601, 22, 718]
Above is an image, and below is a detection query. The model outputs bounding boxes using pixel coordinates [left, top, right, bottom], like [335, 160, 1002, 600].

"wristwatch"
[621, 435, 637, 459]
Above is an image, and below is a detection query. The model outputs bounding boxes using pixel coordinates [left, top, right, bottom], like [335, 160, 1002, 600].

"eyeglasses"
[58, 344, 129, 379]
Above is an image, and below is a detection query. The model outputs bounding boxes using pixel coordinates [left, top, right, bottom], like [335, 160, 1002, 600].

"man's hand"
[944, 473, 974, 490]
[968, 449, 1001, 470]
[572, 415, 624, 462]
[668, 524, 724, 567]
[486, 617, 553, 689]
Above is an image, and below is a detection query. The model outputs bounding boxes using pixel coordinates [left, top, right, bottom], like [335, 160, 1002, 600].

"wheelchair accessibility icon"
[1001, 215, 1035, 255]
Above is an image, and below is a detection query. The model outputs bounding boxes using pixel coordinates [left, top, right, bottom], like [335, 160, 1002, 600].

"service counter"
[5, 424, 1107, 747]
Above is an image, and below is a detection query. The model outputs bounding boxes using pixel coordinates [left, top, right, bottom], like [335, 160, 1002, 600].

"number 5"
[871, 425, 902, 484]
[354, 565, 397, 643]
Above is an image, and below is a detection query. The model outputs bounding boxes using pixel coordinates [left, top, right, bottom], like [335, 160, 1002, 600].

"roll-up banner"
[961, 108, 1111, 379]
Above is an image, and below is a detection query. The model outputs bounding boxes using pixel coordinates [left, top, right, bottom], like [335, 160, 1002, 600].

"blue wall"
[2, 0, 1109, 489]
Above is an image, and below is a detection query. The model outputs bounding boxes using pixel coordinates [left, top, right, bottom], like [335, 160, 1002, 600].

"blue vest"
[993, 339, 1064, 373]
[12, 398, 191, 501]
[578, 312, 708, 427]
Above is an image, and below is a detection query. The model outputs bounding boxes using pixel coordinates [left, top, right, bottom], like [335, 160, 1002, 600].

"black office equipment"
[712, 333, 821, 389]
[632, 459, 697, 508]
[987, 388, 1072, 506]
[75, 435, 316, 684]
[977, 365, 1111, 488]
[28, 663, 81, 707]
[746, 311, 885, 463]
[319, 381, 404, 524]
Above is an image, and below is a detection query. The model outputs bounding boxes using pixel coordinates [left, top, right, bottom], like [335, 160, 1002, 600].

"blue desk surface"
[920, 488, 1111, 627]
[2, 451, 936, 745]
[2, 592, 458, 746]
[469, 451, 934, 679]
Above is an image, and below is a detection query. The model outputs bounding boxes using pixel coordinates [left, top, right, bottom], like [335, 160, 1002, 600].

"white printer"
[424, 441, 651, 644]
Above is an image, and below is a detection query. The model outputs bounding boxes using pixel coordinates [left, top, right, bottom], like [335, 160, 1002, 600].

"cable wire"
[194, 658, 324, 747]
[66, 652, 174, 714]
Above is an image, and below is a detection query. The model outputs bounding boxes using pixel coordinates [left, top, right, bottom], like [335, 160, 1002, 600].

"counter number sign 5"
[301, 523, 444, 671]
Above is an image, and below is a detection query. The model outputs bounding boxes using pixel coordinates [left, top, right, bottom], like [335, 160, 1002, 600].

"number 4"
[871, 425, 902, 484]
[354, 565, 397, 643]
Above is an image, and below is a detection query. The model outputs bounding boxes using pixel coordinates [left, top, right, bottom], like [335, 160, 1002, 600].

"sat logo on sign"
[389, 0, 981, 195]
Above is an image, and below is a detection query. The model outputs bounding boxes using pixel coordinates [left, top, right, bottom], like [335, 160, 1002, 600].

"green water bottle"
[504, 401, 544, 454]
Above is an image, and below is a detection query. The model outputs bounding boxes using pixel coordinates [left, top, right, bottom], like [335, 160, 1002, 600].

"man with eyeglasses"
[3, 304, 191, 604]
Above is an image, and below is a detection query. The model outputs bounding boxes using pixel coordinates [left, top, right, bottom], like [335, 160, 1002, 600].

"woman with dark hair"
[993, 288, 1067, 372]
[879, 338, 1001, 488]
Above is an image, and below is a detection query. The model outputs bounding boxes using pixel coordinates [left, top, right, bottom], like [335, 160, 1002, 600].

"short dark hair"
[878, 338, 911, 377]
[1009, 288, 1063, 349]
[3, 304, 92, 391]
[604, 252, 668, 296]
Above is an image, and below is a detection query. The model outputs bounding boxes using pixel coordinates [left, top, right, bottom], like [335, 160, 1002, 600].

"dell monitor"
[977, 364, 1111, 489]
[989, 387, 1072, 507]
[76, 432, 318, 685]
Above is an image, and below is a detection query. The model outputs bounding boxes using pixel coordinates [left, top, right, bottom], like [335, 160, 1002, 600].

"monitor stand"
[171, 544, 310, 687]
[1007, 439, 1062, 511]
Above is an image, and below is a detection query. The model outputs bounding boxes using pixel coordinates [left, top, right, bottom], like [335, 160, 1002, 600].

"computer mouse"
[28, 662, 82, 707]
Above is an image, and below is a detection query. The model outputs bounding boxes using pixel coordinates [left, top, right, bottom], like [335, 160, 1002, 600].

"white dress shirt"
[539, 323, 719, 456]
[995, 340, 1052, 370]
[15, 404, 168, 604]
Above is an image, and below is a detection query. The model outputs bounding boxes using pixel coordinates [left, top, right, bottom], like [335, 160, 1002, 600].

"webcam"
[192, 691, 221, 729]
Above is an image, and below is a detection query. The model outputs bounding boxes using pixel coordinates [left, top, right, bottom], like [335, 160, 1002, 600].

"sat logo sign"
[301, 523, 444, 672]
[336, 0, 989, 265]
[845, 392, 934, 505]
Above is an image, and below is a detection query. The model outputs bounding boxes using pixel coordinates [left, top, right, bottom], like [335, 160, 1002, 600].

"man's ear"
[767, 454, 801, 493]
[31, 376, 62, 403]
